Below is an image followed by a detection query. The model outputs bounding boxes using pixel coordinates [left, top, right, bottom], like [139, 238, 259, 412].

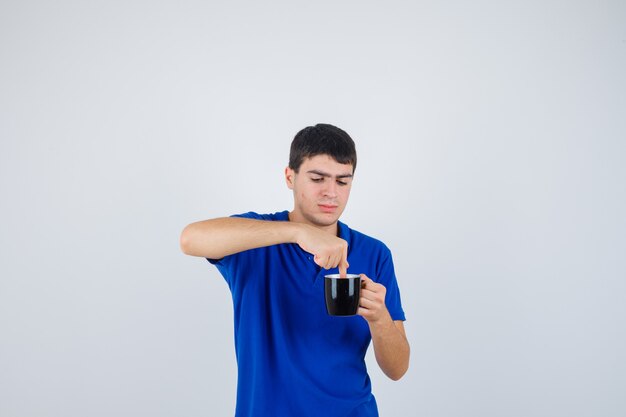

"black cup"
[324, 274, 361, 316]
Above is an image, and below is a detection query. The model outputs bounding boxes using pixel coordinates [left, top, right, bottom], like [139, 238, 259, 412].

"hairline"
[290, 153, 355, 174]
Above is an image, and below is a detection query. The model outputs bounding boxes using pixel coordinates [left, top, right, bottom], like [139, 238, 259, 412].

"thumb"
[313, 254, 325, 269]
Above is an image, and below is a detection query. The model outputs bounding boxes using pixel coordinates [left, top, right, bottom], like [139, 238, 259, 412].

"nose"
[322, 180, 338, 198]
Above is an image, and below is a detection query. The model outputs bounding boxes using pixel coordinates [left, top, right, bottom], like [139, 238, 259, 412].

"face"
[285, 154, 354, 232]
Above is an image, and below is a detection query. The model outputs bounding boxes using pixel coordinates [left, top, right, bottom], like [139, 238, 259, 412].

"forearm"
[180, 217, 300, 259]
[369, 317, 410, 381]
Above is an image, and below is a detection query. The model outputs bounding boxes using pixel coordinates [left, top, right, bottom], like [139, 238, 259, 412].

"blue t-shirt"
[208, 211, 405, 417]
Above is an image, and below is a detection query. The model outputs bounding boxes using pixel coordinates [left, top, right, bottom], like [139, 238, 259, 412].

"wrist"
[286, 221, 306, 245]
[366, 309, 394, 330]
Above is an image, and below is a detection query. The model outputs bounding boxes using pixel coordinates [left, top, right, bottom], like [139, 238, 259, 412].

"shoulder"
[231, 210, 290, 222]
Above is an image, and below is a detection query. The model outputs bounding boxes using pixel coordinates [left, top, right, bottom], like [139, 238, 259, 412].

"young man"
[180, 124, 409, 417]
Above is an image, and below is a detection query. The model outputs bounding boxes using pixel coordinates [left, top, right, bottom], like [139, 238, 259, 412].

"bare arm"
[180, 217, 299, 259]
[358, 275, 410, 380]
[180, 217, 349, 274]
[369, 320, 410, 381]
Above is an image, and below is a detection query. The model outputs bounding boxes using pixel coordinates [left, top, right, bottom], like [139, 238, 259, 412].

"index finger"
[338, 246, 349, 278]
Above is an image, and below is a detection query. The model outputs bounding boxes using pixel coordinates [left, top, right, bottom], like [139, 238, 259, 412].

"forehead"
[299, 154, 354, 174]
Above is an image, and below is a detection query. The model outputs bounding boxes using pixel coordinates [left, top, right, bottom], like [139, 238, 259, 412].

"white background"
[1, 1, 625, 416]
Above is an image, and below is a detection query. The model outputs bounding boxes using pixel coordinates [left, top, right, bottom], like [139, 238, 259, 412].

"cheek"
[298, 190, 311, 203]
[299, 185, 318, 200]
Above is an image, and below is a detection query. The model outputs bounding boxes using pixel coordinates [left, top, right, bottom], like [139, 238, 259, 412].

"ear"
[285, 167, 295, 190]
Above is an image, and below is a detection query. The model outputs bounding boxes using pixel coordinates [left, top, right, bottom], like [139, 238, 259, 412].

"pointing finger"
[338, 245, 349, 277]
[338, 262, 348, 278]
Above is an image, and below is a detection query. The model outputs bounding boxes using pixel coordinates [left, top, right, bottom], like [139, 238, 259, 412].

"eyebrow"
[306, 170, 353, 179]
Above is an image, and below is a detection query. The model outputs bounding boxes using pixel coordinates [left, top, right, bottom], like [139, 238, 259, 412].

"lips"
[318, 204, 338, 213]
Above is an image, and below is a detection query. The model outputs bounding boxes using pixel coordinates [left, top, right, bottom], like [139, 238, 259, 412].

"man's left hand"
[357, 274, 392, 324]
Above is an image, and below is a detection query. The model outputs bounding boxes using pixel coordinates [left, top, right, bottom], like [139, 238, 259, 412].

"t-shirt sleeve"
[205, 211, 265, 286]
[376, 247, 406, 321]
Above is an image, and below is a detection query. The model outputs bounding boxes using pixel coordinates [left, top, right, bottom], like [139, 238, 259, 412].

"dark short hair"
[288, 124, 357, 173]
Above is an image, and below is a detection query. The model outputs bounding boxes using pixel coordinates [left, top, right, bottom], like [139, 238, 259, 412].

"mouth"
[318, 204, 338, 213]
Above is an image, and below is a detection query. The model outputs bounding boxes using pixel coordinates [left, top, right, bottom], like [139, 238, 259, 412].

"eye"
[311, 177, 323, 183]
[337, 180, 348, 186]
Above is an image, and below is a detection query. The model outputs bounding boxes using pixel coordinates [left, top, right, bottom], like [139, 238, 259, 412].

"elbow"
[179, 225, 195, 255]
[180, 222, 220, 258]
[387, 363, 409, 381]
[392, 370, 408, 381]
[384, 345, 410, 381]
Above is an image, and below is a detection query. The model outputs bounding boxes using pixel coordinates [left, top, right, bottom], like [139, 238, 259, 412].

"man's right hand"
[295, 224, 349, 277]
